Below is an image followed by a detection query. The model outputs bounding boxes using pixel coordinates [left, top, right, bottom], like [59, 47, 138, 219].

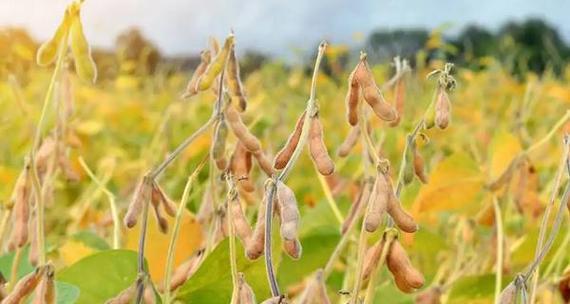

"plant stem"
[9, 247, 22, 291]
[316, 173, 343, 225]
[225, 177, 240, 304]
[350, 220, 369, 304]
[528, 137, 570, 302]
[78, 156, 121, 249]
[162, 157, 207, 304]
[135, 180, 152, 304]
[363, 231, 396, 304]
[525, 110, 570, 155]
[263, 41, 328, 297]
[492, 196, 504, 304]
[29, 32, 69, 267]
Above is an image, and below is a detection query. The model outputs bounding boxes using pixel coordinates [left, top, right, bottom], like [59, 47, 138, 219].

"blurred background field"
[1, 1, 570, 303]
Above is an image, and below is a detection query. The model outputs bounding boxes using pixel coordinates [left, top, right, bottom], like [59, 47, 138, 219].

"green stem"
[29, 32, 69, 266]
[492, 196, 504, 304]
[162, 157, 206, 304]
[316, 173, 344, 225]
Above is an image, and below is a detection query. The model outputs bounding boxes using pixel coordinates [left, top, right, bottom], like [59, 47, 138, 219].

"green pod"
[402, 136, 415, 185]
[198, 35, 235, 91]
[70, 13, 97, 83]
[36, 11, 71, 66]
[212, 119, 229, 160]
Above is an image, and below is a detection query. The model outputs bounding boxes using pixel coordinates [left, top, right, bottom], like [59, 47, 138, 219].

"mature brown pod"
[105, 284, 135, 304]
[181, 50, 211, 98]
[498, 282, 517, 304]
[230, 142, 255, 192]
[237, 273, 256, 304]
[276, 182, 300, 240]
[415, 287, 442, 304]
[337, 126, 360, 158]
[364, 172, 390, 232]
[227, 45, 248, 112]
[274, 111, 305, 170]
[212, 119, 229, 171]
[8, 163, 32, 251]
[413, 149, 429, 184]
[341, 180, 372, 234]
[123, 177, 151, 228]
[385, 175, 418, 233]
[245, 190, 270, 260]
[143, 285, 156, 304]
[58, 152, 80, 182]
[283, 238, 302, 260]
[150, 181, 177, 217]
[362, 238, 385, 281]
[388, 78, 406, 127]
[252, 150, 275, 176]
[162, 249, 204, 292]
[32, 264, 55, 304]
[150, 194, 169, 233]
[29, 211, 38, 266]
[2, 266, 46, 304]
[225, 102, 262, 153]
[434, 89, 451, 129]
[308, 115, 334, 176]
[386, 240, 425, 293]
[353, 57, 397, 122]
[228, 191, 253, 244]
[345, 68, 360, 126]
[35, 137, 56, 176]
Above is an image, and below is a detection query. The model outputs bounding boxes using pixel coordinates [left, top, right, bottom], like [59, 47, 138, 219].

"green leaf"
[448, 274, 513, 303]
[54, 281, 81, 304]
[72, 230, 110, 250]
[176, 232, 282, 302]
[57, 249, 138, 303]
[0, 246, 33, 280]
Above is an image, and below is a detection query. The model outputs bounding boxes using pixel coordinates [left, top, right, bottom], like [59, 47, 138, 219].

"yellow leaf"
[75, 120, 104, 136]
[488, 130, 521, 181]
[413, 152, 484, 215]
[60, 240, 95, 266]
[125, 209, 203, 282]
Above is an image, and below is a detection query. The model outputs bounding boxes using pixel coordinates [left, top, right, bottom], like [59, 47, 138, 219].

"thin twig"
[493, 196, 504, 304]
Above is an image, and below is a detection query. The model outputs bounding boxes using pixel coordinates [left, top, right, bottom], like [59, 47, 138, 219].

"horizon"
[1, 0, 569, 60]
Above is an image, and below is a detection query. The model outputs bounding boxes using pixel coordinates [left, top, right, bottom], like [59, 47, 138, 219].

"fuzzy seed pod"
[8, 164, 32, 250]
[253, 150, 275, 176]
[353, 58, 397, 122]
[260, 296, 286, 304]
[150, 182, 177, 217]
[276, 182, 300, 240]
[413, 148, 428, 184]
[29, 211, 38, 266]
[362, 238, 385, 281]
[364, 172, 390, 233]
[32, 264, 55, 304]
[388, 78, 406, 127]
[3, 266, 46, 304]
[36, 9, 70, 66]
[386, 240, 424, 293]
[161, 249, 204, 292]
[227, 45, 248, 112]
[231, 143, 255, 192]
[225, 105, 262, 153]
[196, 188, 214, 225]
[69, 8, 97, 83]
[104, 284, 135, 304]
[402, 139, 416, 186]
[341, 180, 372, 234]
[337, 126, 360, 158]
[212, 119, 229, 170]
[150, 194, 169, 233]
[182, 50, 211, 98]
[434, 88, 451, 129]
[35, 137, 56, 177]
[498, 282, 517, 304]
[237, 273, 256, 304]
[415, 287, 442, 304]
[345, 68, 360, 126]
[245, 191, 270, 260]
[198, 34, 235, 91]
[143, 285, 156, 304]
[283, 238, 302, 260]
[385, 174, 418, 233]
[58, 153, 80, 182]
[123, 178, 151, 229]
[274, 111, 305, 170]
[229, 191, 253, 245]
[308, 115, 334, 176]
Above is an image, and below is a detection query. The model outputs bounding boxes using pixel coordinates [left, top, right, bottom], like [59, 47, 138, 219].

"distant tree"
[449, 25, 498, 70]
[365, 29, 429, 64]
[115, 28, 161, 74]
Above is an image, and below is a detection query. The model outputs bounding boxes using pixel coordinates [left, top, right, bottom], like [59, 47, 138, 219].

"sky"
[1, 0, 569, 58]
